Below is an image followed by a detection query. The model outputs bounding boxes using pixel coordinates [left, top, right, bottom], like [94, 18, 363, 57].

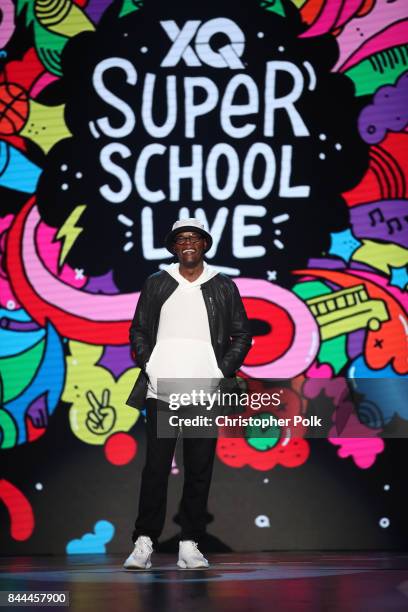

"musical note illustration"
[387, 217, 402, 234]
[369, 208, 385, 226]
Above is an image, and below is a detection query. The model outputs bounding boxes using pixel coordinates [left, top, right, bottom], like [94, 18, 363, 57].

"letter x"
[160, 20, 202, 67]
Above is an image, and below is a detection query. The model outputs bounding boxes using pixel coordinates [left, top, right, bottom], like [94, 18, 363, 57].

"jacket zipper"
[202, 286, 216, 352]
[209, 296, 215, 320]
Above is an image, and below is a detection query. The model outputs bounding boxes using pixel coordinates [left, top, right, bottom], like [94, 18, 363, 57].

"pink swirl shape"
[234, 277, 319, 379]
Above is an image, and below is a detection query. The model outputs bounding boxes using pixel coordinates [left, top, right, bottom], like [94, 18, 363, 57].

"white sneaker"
[123, 536, 153, 570]
[177, 540, 209, 569]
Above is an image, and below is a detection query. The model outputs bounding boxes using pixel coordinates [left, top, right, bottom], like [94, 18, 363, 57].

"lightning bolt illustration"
[56, 205, 87, 267]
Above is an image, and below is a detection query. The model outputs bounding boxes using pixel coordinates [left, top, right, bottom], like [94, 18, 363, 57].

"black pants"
[132, 398, 217, 546]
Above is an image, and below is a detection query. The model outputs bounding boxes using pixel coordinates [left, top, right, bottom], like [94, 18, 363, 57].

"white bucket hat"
[165, 218, 213, 253]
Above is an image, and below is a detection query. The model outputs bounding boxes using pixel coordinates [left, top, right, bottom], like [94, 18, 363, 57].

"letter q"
[195, 18, 245, 69]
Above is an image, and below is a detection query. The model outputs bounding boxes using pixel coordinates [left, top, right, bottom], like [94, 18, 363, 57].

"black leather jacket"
[126, 270, 252, 408]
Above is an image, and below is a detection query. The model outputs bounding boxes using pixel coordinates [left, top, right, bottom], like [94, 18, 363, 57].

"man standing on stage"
[123, 218, 252, 570]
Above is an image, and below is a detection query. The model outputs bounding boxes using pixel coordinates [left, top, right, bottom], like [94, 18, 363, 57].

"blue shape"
[4, 322, 65, 444]
[0, 308, 32, 322]
[390, 265, 408, 290]
[328, 229, 361, 262]
[0, 141, 42, 193]
[66, 520, 115, 554]
[348, 356, 408, 425]
[0, 307, 45, 358]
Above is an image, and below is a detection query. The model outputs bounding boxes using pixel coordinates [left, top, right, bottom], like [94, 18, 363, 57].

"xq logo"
[160, 18, 245, 69]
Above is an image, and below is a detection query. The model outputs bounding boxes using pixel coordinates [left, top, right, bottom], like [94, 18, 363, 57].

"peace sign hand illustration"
[85, 389, 116, 435]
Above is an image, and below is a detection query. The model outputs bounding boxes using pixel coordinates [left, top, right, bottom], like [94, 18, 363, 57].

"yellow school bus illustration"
[306, 284, 389, 341]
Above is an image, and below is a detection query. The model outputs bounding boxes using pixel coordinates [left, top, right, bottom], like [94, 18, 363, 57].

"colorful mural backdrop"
[0, 0, 407, 553]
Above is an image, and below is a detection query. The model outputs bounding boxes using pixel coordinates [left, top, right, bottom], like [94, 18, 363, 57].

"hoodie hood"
[166, 261, 219, 287]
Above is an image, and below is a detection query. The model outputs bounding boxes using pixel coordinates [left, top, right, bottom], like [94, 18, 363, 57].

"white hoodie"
[145, 262, 223, 400]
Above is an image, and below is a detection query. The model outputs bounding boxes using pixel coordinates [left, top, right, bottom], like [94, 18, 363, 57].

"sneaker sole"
[123, 561, 152, 571]
[177, 561, 209, 570]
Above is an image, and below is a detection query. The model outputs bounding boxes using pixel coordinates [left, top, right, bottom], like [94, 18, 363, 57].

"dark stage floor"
[1, 552, 408, 611]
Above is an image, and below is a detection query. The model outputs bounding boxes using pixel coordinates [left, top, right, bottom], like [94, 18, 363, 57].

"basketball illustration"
[0, 83, 29, 135]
